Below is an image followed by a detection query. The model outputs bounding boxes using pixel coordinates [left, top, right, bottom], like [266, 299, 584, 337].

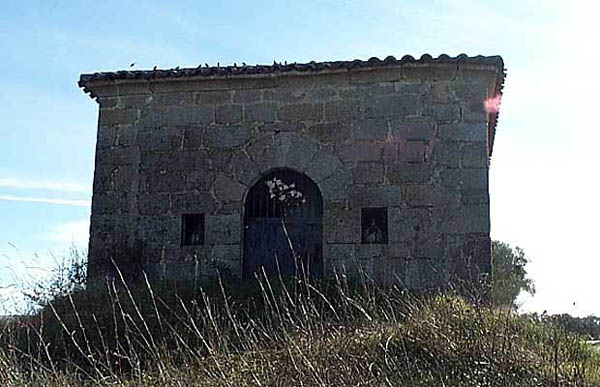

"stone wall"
[86, 61, 499, 290]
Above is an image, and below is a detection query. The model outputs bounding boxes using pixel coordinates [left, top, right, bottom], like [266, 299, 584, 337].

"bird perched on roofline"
[130, 62, 136, 68]
[205, 63, 209, 68]
[153, 65, 157, 71]
[242, 62, 247, 66]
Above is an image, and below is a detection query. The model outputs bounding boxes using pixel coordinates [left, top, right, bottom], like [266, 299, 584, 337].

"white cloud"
[0, 177, 90, 193]
[0, 194, 90, 207]
[43, 219, 90, 246]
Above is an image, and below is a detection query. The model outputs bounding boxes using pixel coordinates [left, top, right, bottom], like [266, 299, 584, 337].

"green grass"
[1, 273, 599, 386]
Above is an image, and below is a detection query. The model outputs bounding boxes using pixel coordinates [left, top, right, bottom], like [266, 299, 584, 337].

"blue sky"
[1, 0, 598, 315]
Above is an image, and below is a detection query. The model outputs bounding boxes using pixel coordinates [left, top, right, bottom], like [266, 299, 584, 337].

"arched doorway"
[243, 169, 323, 279]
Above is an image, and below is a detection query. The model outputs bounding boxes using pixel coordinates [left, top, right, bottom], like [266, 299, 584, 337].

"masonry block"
[138, 215, 180, 246]
[96, 125, 117, 149]
[432, 140, 461, 167]
[351, 118, 388, 141]
[461, 142, 489, 168]
[233, 89, 262, 103]
[441, 168, 488, 190]
[230, 150, 260, 186]
[195, 90, 232, 105]
[462, 99, 488, 123]
[171, 191, 216, 214]
[389, 207, 433, 243]
[182, 126, 204, 150]
[305, 150, 344, 182]
[204, 124, 250, 148]
[213, 174, 246, 203]
[393, 81, 431, 95]
[319, 169, 352, 202]
[387, 163, 433, 184]
[337, 143, 382, 163]
[362, 94, 421, 118]
[426, 103, 460, 123]
[91, 193, 128, 215]
[436, 203, 490, 234]
[283, 134, 319, 171]
[138, 193, 170, 215]
[244, 102, 277, 122]
[153, 92, 193, 106]
[324, 208, 360, 244]
[215, 104, 243, 124]
[324, 99, 361, 121]
[206, 213, 241, 245]
[350, 185, 402, 208]
[142, 105, 214, 126]
[137, 127, 183, 152]
[99, 108, 139, 126]
[401, 183, 438, 207]
[306, 122, 351, 143]
[438, 122, 487, 142]
[278, 102, 323, 121]
[351, 163, 384, 185]
[390, 117, 435, 141]
[145, 171, 185, 193]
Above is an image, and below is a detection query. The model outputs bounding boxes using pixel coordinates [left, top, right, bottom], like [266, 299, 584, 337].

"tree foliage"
[21, 245, 87, 310]
[491, 240, 535, 307]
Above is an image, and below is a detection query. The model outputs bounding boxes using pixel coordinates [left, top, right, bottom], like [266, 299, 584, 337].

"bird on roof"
[284, 61, 287, 65]
[217, 62, 220, 68]
[129, 62, 136, 68]
[153, 65, 157, 71]
[205, 63, 209, 68]
[175, 66, 180, 70]
[242, 62, 247, 66]
[233, 63, 237, 68]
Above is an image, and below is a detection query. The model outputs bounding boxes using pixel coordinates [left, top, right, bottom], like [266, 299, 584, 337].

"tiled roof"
[78, 54, 505, 155]
[79, 54, 504, 85]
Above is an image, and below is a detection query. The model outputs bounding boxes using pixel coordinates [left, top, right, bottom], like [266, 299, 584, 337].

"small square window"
[181, 214, 204, 246]
[361, 208, 388, 244]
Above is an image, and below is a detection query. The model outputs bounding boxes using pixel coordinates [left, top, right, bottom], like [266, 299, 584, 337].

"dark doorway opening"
[243, 169, 323, 279]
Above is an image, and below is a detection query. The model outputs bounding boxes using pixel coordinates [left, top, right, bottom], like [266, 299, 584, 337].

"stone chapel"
[79, 54, 505, 289]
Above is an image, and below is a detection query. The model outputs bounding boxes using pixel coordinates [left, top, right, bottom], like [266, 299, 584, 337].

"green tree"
[491, 240, 535, 307]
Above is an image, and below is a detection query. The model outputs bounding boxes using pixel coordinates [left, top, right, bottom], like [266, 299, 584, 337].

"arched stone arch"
[243, 168, 324, 279]
[242, 132, 352, 204]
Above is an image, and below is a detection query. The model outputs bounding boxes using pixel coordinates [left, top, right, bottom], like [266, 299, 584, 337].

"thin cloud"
[0, 177, 90, 193]
[0, 194, 90, 207]
[42, 219, 90, 245]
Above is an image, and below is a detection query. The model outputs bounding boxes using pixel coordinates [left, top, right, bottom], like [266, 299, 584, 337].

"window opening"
[361, 207, 388, 244]
[181, 213, 205, 246]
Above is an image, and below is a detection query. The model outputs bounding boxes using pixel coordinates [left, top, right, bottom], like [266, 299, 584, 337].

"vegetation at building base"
[1, 267, 600, 386]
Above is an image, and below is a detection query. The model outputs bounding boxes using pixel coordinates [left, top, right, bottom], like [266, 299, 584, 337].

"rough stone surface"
[84, 61, 498, 290]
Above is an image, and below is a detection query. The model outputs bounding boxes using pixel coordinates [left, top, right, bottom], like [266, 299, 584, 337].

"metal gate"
[243, 170, 323, 279]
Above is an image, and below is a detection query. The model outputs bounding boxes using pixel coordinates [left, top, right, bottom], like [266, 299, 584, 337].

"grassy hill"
[1, 274, 599, 386]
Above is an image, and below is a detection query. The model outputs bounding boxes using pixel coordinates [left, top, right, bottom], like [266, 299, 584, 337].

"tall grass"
[1, 265, 599, 386]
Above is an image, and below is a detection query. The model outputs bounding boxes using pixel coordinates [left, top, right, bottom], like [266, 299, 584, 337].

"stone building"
[79, 54, 505, 289]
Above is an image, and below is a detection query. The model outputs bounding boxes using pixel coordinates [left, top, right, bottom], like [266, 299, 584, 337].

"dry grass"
[1, 271, 599, 386]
